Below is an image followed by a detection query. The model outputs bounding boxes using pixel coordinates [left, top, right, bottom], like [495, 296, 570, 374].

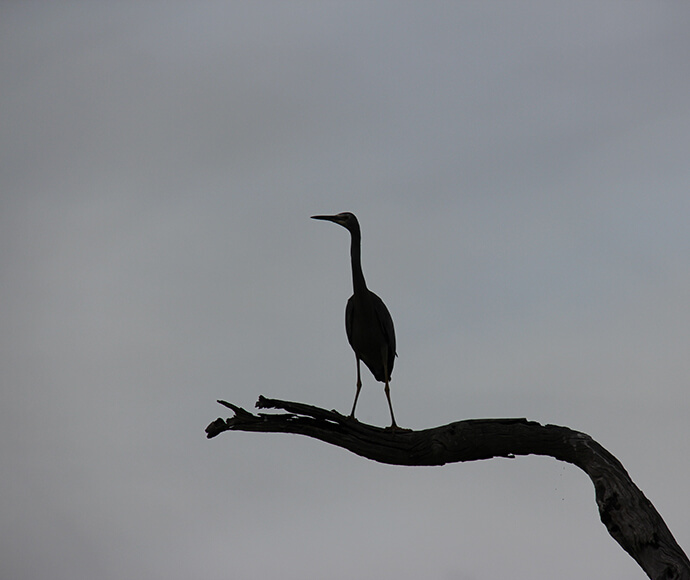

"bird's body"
[345, 291, 395, 384]
[311, 212, 399, 428]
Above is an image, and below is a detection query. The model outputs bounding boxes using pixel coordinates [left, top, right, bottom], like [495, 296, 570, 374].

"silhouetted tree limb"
[206, 396, 689, 580]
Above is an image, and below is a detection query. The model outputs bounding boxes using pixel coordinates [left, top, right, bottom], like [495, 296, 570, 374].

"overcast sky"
[2, 2, 690, 579]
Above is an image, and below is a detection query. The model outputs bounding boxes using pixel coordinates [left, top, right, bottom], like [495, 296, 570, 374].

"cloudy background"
[2, 2, 689, 578]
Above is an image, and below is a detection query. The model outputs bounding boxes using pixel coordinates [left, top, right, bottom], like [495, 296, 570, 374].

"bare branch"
[206, 397, 690, 580]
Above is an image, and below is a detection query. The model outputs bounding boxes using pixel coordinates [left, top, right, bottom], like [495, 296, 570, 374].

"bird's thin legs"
[350, 357, 362, 418]
[382, 356, 398, 429]
[384, 381, 398, 429]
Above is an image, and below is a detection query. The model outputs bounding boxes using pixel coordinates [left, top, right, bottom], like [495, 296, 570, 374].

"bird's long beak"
[311, 214, 341, 223]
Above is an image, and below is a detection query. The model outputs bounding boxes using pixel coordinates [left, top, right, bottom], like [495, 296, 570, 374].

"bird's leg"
[382, 354, 398, 429]
[350, 357, 362, 419]
[384, 378, 398, 429]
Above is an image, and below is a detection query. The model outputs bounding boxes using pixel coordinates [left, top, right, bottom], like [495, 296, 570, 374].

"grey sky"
[2, 2, 689, 578]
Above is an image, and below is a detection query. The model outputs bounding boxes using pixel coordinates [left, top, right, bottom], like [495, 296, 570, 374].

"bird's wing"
[371, 292, 396, 358]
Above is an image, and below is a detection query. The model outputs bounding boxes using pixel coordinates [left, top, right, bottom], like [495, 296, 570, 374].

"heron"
[311, 212, 399, 429]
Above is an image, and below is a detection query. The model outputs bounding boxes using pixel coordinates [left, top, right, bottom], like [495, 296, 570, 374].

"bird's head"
[311, 212, 360, 234]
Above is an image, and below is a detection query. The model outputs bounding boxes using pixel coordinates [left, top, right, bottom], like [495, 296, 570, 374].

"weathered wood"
[206, 396, 689, 580]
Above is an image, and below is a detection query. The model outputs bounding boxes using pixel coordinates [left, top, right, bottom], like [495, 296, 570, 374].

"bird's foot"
[385, 424, 412, 432]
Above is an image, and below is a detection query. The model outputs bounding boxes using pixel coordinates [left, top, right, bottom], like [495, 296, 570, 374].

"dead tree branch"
[206, 396, 689, 580]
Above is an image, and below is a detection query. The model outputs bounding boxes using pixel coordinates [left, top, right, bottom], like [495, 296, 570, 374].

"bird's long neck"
[349, 226, 368, 294]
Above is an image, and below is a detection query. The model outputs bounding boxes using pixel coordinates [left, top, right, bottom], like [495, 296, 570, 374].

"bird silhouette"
[311, 212, 399, 428]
